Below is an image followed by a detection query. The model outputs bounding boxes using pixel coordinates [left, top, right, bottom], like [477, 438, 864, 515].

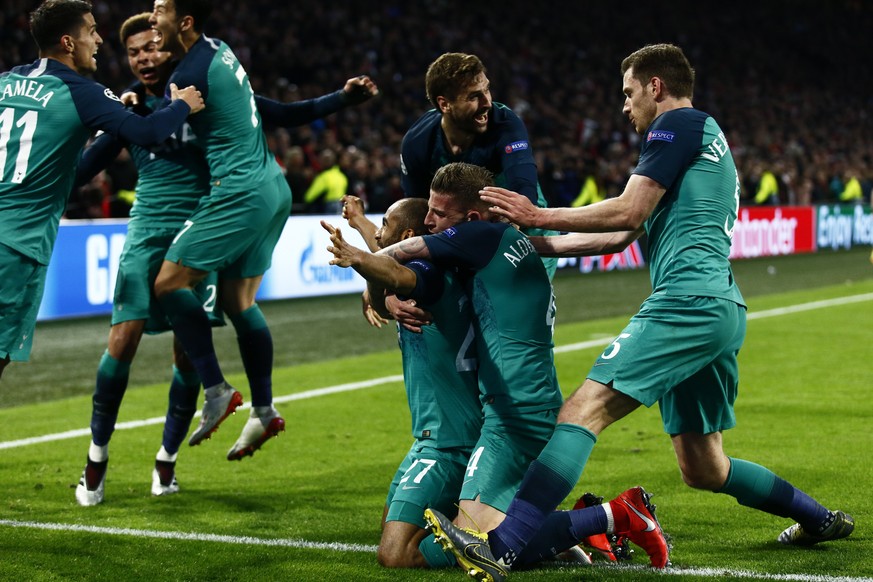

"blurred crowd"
[2, 0, 871, 217]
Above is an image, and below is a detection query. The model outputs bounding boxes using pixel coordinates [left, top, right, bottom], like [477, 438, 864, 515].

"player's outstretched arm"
[481, 175, 665, 233]
[529, 229, 642, 257]
[322, 221, 417, 294]
[256, 75, 378, 128]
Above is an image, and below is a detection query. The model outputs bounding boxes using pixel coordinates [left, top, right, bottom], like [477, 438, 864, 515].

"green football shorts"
[458, 408, 558, 512]
[113, 225, 224, 333]
[0, 243, 46, 362]
[587, 294, 746, 435]
[385, 442, 472, 527]
[165, 174, 292, 278]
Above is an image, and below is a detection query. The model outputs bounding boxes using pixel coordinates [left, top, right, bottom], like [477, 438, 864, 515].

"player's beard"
[447, 107, 490, 136]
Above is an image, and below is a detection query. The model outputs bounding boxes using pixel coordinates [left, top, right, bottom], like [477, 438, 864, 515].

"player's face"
[150, 0, 182, 53]
[375, 205, 404, 248]
[425, 191, 471, 233]
[443, 73, 492, 136]
[622, 67, 658, 135]
[68, 13, 102, 75]
[126, 30, 173, 90]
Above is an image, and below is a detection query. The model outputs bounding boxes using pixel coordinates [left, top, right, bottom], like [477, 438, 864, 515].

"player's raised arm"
[321, 221, 419, 294]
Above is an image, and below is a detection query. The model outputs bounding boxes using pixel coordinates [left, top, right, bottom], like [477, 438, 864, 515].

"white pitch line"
[0, 375, 403, 450]
[0, 519, 869, 582]
[663, 567, 872, 582]
[745, 292, 873, 320]
[1, 292, 870, 452]
[0, 519, 378, 553]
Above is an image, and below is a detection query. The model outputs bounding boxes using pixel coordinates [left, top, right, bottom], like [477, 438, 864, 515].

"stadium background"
[2, 0, 872, 216]
[1, 3, 872, 579]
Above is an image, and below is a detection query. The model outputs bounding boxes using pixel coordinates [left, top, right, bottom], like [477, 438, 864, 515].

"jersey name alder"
[503, 236, 536, 267]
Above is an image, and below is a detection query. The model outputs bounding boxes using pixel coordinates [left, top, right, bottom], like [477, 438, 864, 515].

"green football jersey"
[0, 58, 190, 264]
[167, 36, 281, 195]
[424, 221, 563, 417]
[400, 261, 481, 448]
[634, 108, 745, 306]
[126, 95, 210, 227]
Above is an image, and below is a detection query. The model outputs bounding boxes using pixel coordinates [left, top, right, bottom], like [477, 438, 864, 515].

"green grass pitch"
[0, 248, 871, 581]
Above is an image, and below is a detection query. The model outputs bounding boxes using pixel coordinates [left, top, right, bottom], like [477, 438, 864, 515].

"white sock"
[88, 442, 109, 463]
[252, 405, 277, 418]
[603, 502, 615, 534]
[156, 446, 178, 463]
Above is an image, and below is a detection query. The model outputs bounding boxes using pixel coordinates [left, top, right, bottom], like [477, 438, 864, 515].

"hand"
[479, 186, 541, 228]
[120, 91, 140, 107]
[342, 195, 366, 225]
[361, 292, 389, 328]
[385, 294, 432, 333]
[321, 220, 362, 267]
[170, 83, 204, 114]
[342, 75, 379, 105]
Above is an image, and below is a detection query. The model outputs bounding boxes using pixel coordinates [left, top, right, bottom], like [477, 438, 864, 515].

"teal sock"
[160, 289, 223, 388]
[490, 423, 597, 565]
[90, 350, 132, 446]
[418, 533, 456, 568]
[229, 304, 273, 406]
[718, 457, 831, 530]
[717, 457, 776, 507]
[161, 366, 201, 455]
[537, 422, 598, 485]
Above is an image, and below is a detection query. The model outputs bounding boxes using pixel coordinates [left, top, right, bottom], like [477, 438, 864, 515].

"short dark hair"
[174, 0, 212, 32]
[29, 0, 92, 52]
[392, 198, 430, 237]
[425, 53, 486, 109]
[621, 44, 695, 99]
[431, 163, 494, 212]
[119, 13, 152, 46]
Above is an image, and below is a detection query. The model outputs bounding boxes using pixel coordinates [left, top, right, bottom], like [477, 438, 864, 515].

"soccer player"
[72, 8, 379, 505]
[325, 164, 655, 572]
[399, 52, 557, 279]
[342, 196, 482, 568]
[0, 0, 202, 381]
[146, 0, 374, 463]
[429, 44, 854, 580]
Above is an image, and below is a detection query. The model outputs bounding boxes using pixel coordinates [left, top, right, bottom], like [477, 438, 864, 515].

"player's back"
[0, 60, 95, 264]
[169, 36, 280, 195]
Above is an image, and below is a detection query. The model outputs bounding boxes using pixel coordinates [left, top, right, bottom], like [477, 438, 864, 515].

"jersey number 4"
[0, 108, 38, 184]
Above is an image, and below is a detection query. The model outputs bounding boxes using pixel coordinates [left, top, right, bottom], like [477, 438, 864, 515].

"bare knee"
[154, 262, 204, 298]
[376, 541, 421, 568]
[678, 461, 728, 491]
[107, 321, 144, 362]
[377, 521, 428, 568]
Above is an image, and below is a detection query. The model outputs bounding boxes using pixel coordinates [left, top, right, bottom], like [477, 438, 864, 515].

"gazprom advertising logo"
[299, 237, 357, 285]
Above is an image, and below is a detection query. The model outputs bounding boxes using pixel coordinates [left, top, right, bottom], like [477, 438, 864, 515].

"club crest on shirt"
[103, 88, 121, 102]
[647, 130, 674, 143]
